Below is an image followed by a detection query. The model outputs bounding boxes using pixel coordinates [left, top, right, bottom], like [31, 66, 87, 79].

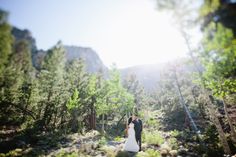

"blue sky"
[0, 0, 194, 68]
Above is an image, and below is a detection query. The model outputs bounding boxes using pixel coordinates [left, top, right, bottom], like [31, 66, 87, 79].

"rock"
[115, 143, 124, 152]
[160, 142, 171, 153]
[169, 150, 178, 157]
[160, 149, 168, 157]
[80, 143, 93, 153]
[141, 143, 148, 150]
[92, 142, 99, 149]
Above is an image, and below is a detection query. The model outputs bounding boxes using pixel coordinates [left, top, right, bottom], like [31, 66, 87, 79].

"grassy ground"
[0, 110, 200, 157]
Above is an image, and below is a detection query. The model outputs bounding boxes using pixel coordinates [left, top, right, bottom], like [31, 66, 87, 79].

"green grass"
[137, 149, 161, 157]
[114, 136, 122, 142]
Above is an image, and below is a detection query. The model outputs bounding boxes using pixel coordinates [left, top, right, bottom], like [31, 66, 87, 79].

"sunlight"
[0, 0, 190, 68]
[0, 0, 235, 156]
[86, 0, 189, 68]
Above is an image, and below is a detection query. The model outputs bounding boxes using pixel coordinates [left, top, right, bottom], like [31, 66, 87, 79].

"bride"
[123, 122, 139, 152]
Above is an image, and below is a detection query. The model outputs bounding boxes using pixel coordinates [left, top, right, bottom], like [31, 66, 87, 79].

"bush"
[169, 130, 180, 137]
[143, 131, 164, 146]
[146, 118, 156, 126]
[98, 136, 107, 146]
[146, 149, 161, 157]
[136, 149, 161, 157]
[168, 137, 178, 149]
[114, 136, 122, 142]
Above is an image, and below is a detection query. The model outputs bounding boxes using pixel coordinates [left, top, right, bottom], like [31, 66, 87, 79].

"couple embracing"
[124, 110, 143, 152]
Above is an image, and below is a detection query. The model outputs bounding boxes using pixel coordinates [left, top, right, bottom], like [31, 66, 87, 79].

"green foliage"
[0, 37, 34, 125]
[34, 42, 67, 129]
[146, 118, 156, 127]
[114, 136, 122, 142]
[96, 67, 134, 119]
[136, 149, 161, 157]
[122, 73, 147, 110]
[98, 136, 107, 146]
[168, 137, 178, 149]
[201, 22, 236, 98]
[143, 130, 164, 146]
[201, 125, 224, 156]
[200, 0, 220, 17]
[0, 9, 13, 75]
[66, 89, 80, 110]
[0, 149, 23, 157]
[169, 130, 180, 137]
[145, 149, 161, 157]
[145, 116, 161, 130]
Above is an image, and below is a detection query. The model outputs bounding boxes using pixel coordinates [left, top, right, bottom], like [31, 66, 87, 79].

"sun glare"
[86, 0, 189, 68]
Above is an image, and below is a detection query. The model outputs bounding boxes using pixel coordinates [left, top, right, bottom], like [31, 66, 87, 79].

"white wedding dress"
[123, 123, 139, 152]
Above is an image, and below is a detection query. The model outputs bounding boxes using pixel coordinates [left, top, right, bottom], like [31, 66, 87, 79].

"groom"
[128, 109, 143, 151]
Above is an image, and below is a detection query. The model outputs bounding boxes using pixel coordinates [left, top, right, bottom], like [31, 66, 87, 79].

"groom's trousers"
[135, 134, 142, 151]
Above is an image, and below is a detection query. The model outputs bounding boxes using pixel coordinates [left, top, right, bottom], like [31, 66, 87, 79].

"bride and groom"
[124, 111, 143, 152]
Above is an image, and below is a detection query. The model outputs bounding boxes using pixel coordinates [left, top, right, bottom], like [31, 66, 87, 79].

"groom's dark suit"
[128, 117, 142, 151]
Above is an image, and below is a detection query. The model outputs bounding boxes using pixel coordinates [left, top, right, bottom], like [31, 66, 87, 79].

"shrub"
[136, 149, 161, 157]
[168, 137, 178, 149]
[98, 136, 107, 146]
[143, 131, 164, 146]
[169, 130, 180, 137]
[114, 136, 122, 142]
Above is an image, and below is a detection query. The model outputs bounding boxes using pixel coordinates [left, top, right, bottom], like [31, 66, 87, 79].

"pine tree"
[123, 73, 147, 110]
[36, 42, 66, 130]
[96, 66, 134, 133]
[1, 40, 35, 124]
[0, 10, 13, 77]
[65, 59, 89, 132]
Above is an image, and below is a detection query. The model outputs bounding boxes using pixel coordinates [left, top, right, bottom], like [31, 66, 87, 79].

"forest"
[0, 0, 236, 157]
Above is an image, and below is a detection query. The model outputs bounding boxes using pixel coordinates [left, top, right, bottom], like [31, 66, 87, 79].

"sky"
[0, 0, 196, 68]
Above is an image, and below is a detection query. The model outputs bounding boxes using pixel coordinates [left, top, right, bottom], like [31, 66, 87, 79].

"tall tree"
[96, 66, 134, 134]
[123, 73, 146, 110]
[65, 59, 88, 132]
[0, 40, 35, 124]
[155, 0, 233, 154]
[35, 42, 66, 130]
[0, 10, 13, 77]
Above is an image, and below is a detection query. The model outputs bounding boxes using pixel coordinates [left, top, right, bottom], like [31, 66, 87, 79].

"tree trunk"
[90, 96, 96, 130]
[181, 30, 231, 155]
[101, 114, 105, 135]
[92, 103, 96, 130]
[223, 98, 236, 143]
[53, 108, 58, 129]
[71, 108, 78, 133]
[206, 95, 231, 155]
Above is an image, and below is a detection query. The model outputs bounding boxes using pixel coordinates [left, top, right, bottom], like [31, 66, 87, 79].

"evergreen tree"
[96, 66, 134, 133]
[123, 73, 147, 110]
[35, 42, 66, 130]
[0, 40, 35, 124]
[64, 59, 88, 132]
[0, 10, 13, 77]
